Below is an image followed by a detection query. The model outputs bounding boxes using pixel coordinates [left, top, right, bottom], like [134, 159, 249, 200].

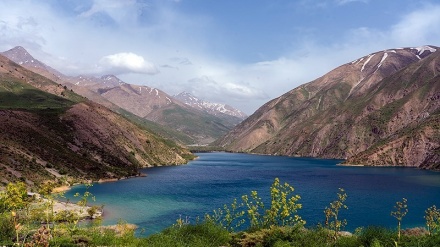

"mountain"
[1, 47, 201, 145]
[2, 46, 243, 145]
[88, 83, 238, 144]
[1, 46, 126, 111]
[173, 91, 247, 120]
[215, 45, 440, 169]
[0, 54, 193, 187]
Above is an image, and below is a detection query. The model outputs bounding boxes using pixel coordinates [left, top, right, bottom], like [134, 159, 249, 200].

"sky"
[1, 0, 440, 114]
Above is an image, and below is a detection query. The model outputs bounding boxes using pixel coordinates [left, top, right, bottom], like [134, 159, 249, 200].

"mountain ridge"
[2, 46, 245, 145]
[215, 45, 440, 169]
[173, 91, 248, 119]
[0, 54, 193, 187]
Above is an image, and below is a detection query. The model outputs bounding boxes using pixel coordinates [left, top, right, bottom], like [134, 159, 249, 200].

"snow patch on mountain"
[413, 45, 437, 55]
[173, 92, 247, 119]
[2, 46, 47, 70]
[361, 54, 375, 72]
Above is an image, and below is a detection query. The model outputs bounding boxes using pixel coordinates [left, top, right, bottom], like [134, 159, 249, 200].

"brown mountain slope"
[2, 46, 241, 145]
[215, 46, 439, 169]
[94, 83, 238, 144]
[1, 46, 124, 111]
[2, 46, 198, 145]
[0, 54, 193, 187]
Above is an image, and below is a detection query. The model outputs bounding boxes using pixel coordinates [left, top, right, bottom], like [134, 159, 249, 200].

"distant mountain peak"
[2, 46, 46, 69]
[100, 74, 125, 85]
[173, 91, 248, 119]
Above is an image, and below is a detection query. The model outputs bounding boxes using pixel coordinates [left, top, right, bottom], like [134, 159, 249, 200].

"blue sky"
[1, 0, 439, 114]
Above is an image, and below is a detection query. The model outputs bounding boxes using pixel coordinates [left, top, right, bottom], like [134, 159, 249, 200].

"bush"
[358, 226, 396, 247]
[0, 212, 14, 245]
[145, 221, 230, 247]
[207, 178, 304, 232]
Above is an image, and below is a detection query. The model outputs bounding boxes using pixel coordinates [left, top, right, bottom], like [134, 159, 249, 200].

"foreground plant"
[207, 178, 304, 232]
[72, 183, 95, 231]
[391, 198, 408, 242]
[425, 205, 440, 236]
[324, 188, 348, 241]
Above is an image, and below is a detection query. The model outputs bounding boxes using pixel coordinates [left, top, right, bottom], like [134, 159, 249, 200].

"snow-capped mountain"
[173, 92, 248, 119]
[1, 45, 244, 144]
[216, 45, 440, 169]
[68, 74, 125, 89]
[1, 46, 46, 69]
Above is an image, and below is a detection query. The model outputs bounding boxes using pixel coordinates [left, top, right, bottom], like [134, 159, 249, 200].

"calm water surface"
[65, 152, 440, 235]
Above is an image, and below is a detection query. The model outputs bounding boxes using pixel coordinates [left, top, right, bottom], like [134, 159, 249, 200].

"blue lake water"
[64, 152, 440, 235]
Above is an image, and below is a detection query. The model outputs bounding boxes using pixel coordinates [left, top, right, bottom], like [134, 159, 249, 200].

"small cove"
[64, 152, 440, 236]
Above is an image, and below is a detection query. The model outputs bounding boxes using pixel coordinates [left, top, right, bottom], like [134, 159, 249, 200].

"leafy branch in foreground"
[206, 178, 304, 232]
[324, 188, 348, 241]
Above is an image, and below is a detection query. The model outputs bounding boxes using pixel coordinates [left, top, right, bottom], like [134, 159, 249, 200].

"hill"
[2, 46, 243, 145]
[215, 46, 440, 169]
[0, 54, 193, 187]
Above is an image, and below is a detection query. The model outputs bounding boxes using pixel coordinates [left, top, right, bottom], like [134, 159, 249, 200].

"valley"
[1, 44, 439, 191]
[1, 1, 440, 245]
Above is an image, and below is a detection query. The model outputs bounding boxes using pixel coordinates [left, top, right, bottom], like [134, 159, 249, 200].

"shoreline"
[52, 185, 72, 193]
[97, 172, 148, 184]
[337, 163, 365, 167]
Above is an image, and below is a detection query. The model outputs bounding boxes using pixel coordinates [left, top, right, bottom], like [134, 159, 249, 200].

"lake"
[64, 152, 440, 235]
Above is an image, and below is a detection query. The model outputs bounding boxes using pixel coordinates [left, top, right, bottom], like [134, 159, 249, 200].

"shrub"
[145, 221, 230, 247]
[0, 212, 14, 245]
[357, 226, 395, 247]
[207, 178, 304, 232]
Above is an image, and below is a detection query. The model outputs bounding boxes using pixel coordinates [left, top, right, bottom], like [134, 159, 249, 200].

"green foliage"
[425, 205, 440, 236]
[357, 226, 396, 247]
[0, 80, 76, 110]
[324, 188, 348, 240]
[391, 198, 408, 242]
[72, 183, 95, 230]
[54, 209, 78, 223]
[0, 181, 29, 211]
[233, 225, 298, 247]
[145, 221, 230, 247]
[0, 212, 14, 245]
[213, 198, 246, 232]
[3, 180, 440, 246]
[87, 205, 101, 218]
[207, 178, 304, 232]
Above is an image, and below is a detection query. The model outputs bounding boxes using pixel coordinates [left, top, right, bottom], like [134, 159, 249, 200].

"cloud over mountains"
[99, 52, 159, 75]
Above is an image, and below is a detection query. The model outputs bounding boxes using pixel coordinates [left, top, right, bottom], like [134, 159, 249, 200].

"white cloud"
[99, 52, 159, 75]
[390, 4, 440, 46]
[187, 76, 267, 100]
